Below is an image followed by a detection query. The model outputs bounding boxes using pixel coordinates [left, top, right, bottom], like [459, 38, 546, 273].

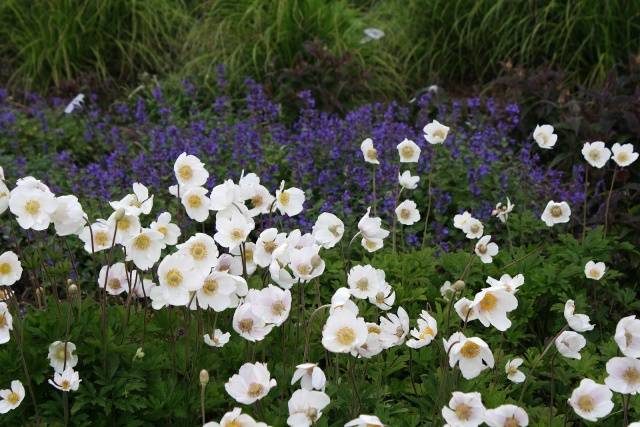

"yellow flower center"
[328, 224, 341, 237]
[469, 224, 480, 234]
[0, 263, 11, 275]
[157, 226, 168, 236]
[245, 249, 253, 262]
[419, 327, 434, 340]
[476, 244, 487, 254]
[203, 279, 218, 294]
[250, 195, 263, 208]
[375, 292, 385, 304]
[336, 327, 356, 345]
[95, 231, 110, 247]
[238, 319, 253, 333]
[588, 150, 600, 161]
[247, 383, 264, 398]
[367, 148, 378, 160]
[455, 403, 472, 420]
[178, 165, 193, 181]
[368, 325, 381, 334]
[190, 243, 207, 260]
[550, 206, 563, 217]
[227, 421, 241, 427]
[618, 152, 630, 163]
[117, 217, 131, 231]
[626, 331, 634, 347]
[364, 239, 377, 250]
[61, 380, 71, 390]
[395, 326, 405, 338]
[0, 314, 6, 328]
[400, 208, 411, 220]
[433, 129, 446, 140]
[623, 367, 640, 385]
[589, 268, 600, 278]
[187, 194, 202, 208]
[577, 395, 594, 412]
[56, 347, 68, 360]
[507, 365, 518, 375]
[133, 234, 151, 250]
[165, 269, 183, 287]
[25, 200, 40, 215]
[479, 292, 497, 312]
[278, 191, 290, 206]
[401, 145, 414, 159]
[263, 240, 277, 253]
[356, 278, 369, 291]
[108, 278, 122, 290]
[297, 264, 311, 275]
[230, 228, 244, 241]
[504, 417, 520, 427]
[271, 301, 286, 316]
[460, 341, 481, 358]
[7, 391, 19, 405]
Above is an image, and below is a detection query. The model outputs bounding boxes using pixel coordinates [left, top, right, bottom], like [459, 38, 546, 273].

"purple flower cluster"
[0, 78, 584, 246]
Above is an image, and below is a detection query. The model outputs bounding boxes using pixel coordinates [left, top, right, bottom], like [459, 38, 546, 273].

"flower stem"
[421, 149, 437, 249]
[582, 167, 589, 242]
[603, 167, 618, 237]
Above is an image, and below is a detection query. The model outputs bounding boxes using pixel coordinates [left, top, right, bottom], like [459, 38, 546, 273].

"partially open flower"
[568, 378, 613, 422]
[611, 142, 638, 167]
[555, 331, 586, 359]
[225, 362, 277, 405]
[533, 124, 557, 149]
[360, 138, 379, 164]
[395, 200, 421, 225]
[584, 260, 605, 280]
[423, 120, 450, 145]
[397, 138, 420, 163]
[581, 142, 611, 169]
[505, 358, 525, 383]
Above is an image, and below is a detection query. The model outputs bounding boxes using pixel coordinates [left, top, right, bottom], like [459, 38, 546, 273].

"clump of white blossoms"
[225, 362, 277, 405]
[533, 124, 558, 149]
[541, 200, 571, 226]
[582, 141, 611, 168]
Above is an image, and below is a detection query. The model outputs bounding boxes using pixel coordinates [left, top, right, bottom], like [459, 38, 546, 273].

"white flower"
[196, 272, 240, 311]
[330, 288, 359, 316]
[369, 282, 396, 311]
[48, 341, 78, 373]
[440, 281, 455, 299]
[109, 183, 153, 216]
[51, 195, 86, 236]
[454, 211, 473, 230]
[312, 213, 344, 249]
[348, 265, 384, 300]
[615, 315, 640, 357]
[204, 407, 267, 427]
[209, 179, 239, 212]
[0, 303, 13, 344]
[568, 378, 613, 422]
[0, 251, 22, 287]
[204, 329, 231, 348]
[612, 142, 639, 167]
[454, 297, 479, 323]
[582, 141, 611, 168]
[471, 286, 517, 331]
[78, 221, 115, 253]
[125, 229, 164, 270]
[0, 180, 9, 215]
[132, 278, 155, 299]
[363, 28, 385, 41]
[474, 235, 499, 264]
[291, 363, 326, 391]
[484, 404, 529, 427]
[379, 306, 410, 348]
[174, 153, 208, 188]
[445, 332, 494, 380]
[395, 200, 421, 225]
[181, 186, 211, 222]
[406, 310, 438, 349]
[177, 233, 219, 274]
[441, 391, 484, 427]
[533, 124, 557, 149]
[225, 362, 277, 405]
[9, 185, 57, 230]
[397, 138, 420, 162]
[287, 389, 331, 427]
[290, 246, 325, 282]
[149, 212, 181, 247]
[254, 228, 287, 267]
[358, 207, 389, 252]
[157, 253, 203, 306]
[463, 218, 484, 239]
[244, 184, 275, 217]
[505, 358, 525, 383]
[398, 170, 420, 190]
[423, 120, 450, 145]
[563, 300, 595, 332]
[98, 262, 134, 296]
[108, 211, 141, 245]
[486, 274, 524, 294]
[354, 323, 384, 359]
[246, 284, 292, 326]
[605, 356, 640, 395]
[584, 260, 605, 280]
[275, 181, 305, 217]
[49, 367, 81, 392]
[232, 303, 274, 342]
[64, 93, 85, 114]
[0, 380, 24, 413]
[555, 331, 586, 359]
[214, 212, 253, 250]
[345, 414, 384, 427]
[540, 200, 571, 226]
[322, 309, 367, 353]
[360, 138, 379, 164]
[491, 197, 514, 223]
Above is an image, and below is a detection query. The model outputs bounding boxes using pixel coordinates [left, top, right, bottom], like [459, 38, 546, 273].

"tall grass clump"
[0, 0, 189, 91]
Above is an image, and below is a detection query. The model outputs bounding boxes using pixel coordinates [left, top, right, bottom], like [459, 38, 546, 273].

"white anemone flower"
[491, 197, 514, 223]
[108, 211, 141, 245]
[398, 170, 420, 190]
[582, 141, 611, 169]
[245, 184, 275, 217]
[369, 282, 396, 311]
[0, 380, 24, 413]
[275, 181, 305, 217]
[540, 200, 571, 226]
[157, 254, 203, 306]
[255, 228, 287, 267]
[441, 391, 484, 427]
[555, 331, 586, 359]
[605, 356, 640, 395]
[290, 246, 325, 282]
[64, 93, 85, 114]
[564, 300, 595, 332]
[174, 152, 208, 188]
[177, 233, 219, 274]
[454, 297, 479, 323]
[322, 309, 367, 353]
[423, 120, 450, 145]
[471, 286, 517, 331]
[362, 27, 385, 42]
[484, 404, 529, 427]
[214, 212, 253, 250]
[474, 235, 499, 264]
[125, 229, 164, 270]
[395, 200, 421, 225]
[0, 180, 9, 215]
[49, 367, 81, 392]
[463, 218, 484, 239]
[584, 260, 605, 280]
[287, 389, 331, 427]
[209, 179, 239, 212]
[354, 323, 384, 359]
[245, 284, 292, 326]
[406, 310, 438, 349]
[505, 358, 526, 383]
[615, 315, 640, 357]
[312, 212, 344, 249]
[445, 332, 494, 380]
[48, 341, 78, 373]
[397, 138, 420, 163]
[291, 363, 326, 391]
[330, 288, 359, 316]
[196, 272, 238, 311]
[379, 306, 410, 348]
[0, 251, 22, 287]
[78, 220, 115, 253]
[109, 183, 153, 216]
[181, 186, 211, 222]
[453, 211, 473, 230]
[149, 212, 181, 247]
[357, 207, 389, 252]
[9, 185, 57, 230]
[360, 138, 379, 164]
[568, 378, 613, 422]
[347, 265, 384, 300]
[0, 303, 13, 344]
[98, 262, 135, 296]
[204, 329, 231, 348]
[612, 142, 639, 167]
[345, 414, 384, 426]
[232, 303, 274, 342]
[533, 124, 557, 149]
[225, 362, 277, 405]
[204, 407, 267, 427]
[486, 274, 524, 294]
[51, 195, 86, 236]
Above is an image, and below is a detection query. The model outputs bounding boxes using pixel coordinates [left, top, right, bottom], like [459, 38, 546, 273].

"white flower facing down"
[174, 152, 209, 188]
[445, 332, 494, 380]
[406, 310, 438, 349]
[568, 378, 613, 422]
[360, 138, 379, 165]
[225, 362, 276, 405]
[582, 141, 611, 169]
[204, 329, 231, 348]
[49, 367, 81, 392]
[345, 414, 384, 427]
[611, 142, 639, 167]
[0, 380, 24, 414]
[398, 170, 420, 190]
[312, 212, 344, 249]
[563, 300, 595, 332]
[484, 404, 529, 427]
[287, 389, 331, 427]
[605, 356, 640, 395]
[505, 358, 525, 383]
[474, 235, 499, 264]
[291, 363, 326, 391]
[48, 341, 78, 373]
[397, 138, 421, 163]
[203, 407, 267, 427]
[51, 195, 86, 236]
[540, 200, 571, 226]
[615, 315, 640, 358]
[441, 391, 484, 427]
[322, 309, 367, 353]
[209, 179, 239, 212]
[584, 260, 605, 280]
[533, 124, 557, 149]
[471, 286, 517, 331]
[555, 331, 586, 360]
[357, 207, 389, 252]
[0, 303, 13, 344]
[395, 200, 421, 225]
[0, 251, 22, 287]
[423, 120, 450, 145]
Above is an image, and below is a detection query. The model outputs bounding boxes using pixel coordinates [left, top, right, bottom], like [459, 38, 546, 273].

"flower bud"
[113, 207, 126, 221]
[134, 347, 145, 359]
[199, 369, 209, 386]
[452, 280, 465, 292]
[310, 255, 322, 269]
[68, 284, 78, 295]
